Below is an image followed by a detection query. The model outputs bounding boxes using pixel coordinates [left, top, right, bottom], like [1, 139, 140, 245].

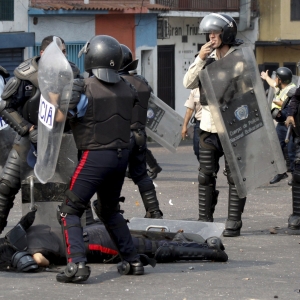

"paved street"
[1, 140, 300, 300]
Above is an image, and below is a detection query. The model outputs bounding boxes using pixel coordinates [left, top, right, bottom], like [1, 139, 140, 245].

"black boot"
[223, 185, 246, 237]
[198, 185, 214, 222]
[141, 189, 163, 219]
[146, 149, 162, 180]
[117, 258, 144, 275]
[56, 262, 91, 283]
[288, 181, 300, 229]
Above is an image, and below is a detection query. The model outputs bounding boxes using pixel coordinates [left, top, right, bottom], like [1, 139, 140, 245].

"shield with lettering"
[34, 36, 73, 184]
[146, 93, 183, 153]
[199, 46, 285, 198]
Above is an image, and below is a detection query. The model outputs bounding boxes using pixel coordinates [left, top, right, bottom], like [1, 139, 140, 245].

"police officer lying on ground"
[0, 210, 228, 272]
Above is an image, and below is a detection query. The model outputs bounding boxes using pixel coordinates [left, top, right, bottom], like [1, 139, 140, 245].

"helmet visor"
[199, 14, 226, 34]
[92, 68, 121, 83]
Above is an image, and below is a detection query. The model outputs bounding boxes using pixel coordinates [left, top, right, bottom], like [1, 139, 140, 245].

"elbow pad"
[0, 100, 30, 136]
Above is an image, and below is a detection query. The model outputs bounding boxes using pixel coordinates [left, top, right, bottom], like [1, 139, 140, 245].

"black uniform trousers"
[62, 149, 138, 264]
[128, 129, 155, 193]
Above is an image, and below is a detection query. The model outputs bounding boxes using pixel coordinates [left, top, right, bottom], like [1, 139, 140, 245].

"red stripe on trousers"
[70, 150, 89, 190]
[62, 217, 72, 263]
[88, 244, 118, 256]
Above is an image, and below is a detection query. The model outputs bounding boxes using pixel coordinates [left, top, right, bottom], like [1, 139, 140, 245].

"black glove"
[18, 210, 36, 231]
[69, 78, 85, 110]
[29, 126, 38, 149]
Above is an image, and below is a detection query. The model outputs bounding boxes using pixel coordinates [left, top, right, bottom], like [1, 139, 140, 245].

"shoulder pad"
[1, 77, 21, 100]
[69, 61, 81, 79]
[121, 77, 137, 91]
[134, 75, 153, 93]
[0, 66, 9, 78]
[14, 56, 39, 88]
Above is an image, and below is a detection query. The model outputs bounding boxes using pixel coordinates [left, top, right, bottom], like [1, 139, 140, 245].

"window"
[283, 62, 296, 74]
[0, 0, 14, 21]
[291, 0, 300, 21]
[157, 18, 170, 39]
[33, 42, 85, 74]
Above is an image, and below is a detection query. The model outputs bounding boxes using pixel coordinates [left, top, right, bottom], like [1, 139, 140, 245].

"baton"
[285, 124, 293, 144]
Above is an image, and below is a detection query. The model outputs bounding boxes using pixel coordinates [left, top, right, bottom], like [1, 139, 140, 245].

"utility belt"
[277, 122, 286, 126]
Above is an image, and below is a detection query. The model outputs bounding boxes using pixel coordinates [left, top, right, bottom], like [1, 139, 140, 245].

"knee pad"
[198, 147, 219, 175]
[0, 180, 17, 198]
[0, 183, 15, 219]
[198, 171, 215, 186]
[95, 197, 124, 223]
[1, 149, 21, 190]
[58, 190, 86, 219]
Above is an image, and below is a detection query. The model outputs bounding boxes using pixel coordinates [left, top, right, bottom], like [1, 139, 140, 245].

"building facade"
[0, 0, 264, 117]
[256, 0, 300, 87]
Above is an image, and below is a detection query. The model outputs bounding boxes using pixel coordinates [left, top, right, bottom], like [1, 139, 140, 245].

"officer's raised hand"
[69, 78, 85, 110]
[199, 41, 212, 60]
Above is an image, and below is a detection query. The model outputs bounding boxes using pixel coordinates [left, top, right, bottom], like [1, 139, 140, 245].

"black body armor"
[70, 77, 138, 150]
[121, 74, 151, 130]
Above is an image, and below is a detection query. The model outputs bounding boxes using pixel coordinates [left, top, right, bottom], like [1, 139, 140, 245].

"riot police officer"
[119, 44, 163, 219]
[183, 13, 246, 237]
[261, 67, 296, 184]
[56, 36, 149, 283]
[0, 36, 81, 235]
[285, 86, 300, 229]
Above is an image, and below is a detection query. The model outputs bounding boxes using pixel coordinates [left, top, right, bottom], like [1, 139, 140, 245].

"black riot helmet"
[79, 35, 123, 83]
[199, 13, 238, 45]
[119, 44, 139, 72]
[276, 67, 293, 84]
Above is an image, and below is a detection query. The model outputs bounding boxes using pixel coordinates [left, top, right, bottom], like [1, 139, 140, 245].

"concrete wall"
[0, 0, 30, 57]
[0, 0, 28, 32]
[96, 14, 135, 53]
[28, 16, 95, 45]
[256, 0, 300, 72]
[258, 0, 300, 41]
[135, 14, 157, 95]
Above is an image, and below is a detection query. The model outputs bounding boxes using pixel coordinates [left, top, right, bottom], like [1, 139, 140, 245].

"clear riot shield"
[267, 71, 276, 106]
[127, 218, 224, 240]
[34, 36, 73, 184]
[292, 75, 300, 87]
[199, 46, 286, 198]
[146, 93, 183, 153]
[21, 133, 87, 229]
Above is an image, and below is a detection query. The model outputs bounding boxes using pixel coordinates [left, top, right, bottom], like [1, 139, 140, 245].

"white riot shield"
[146, 93, 183, 153]
[34, 37, 73, 184]
[127, 218, 224, 240]
[199, 46, 286, 198]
